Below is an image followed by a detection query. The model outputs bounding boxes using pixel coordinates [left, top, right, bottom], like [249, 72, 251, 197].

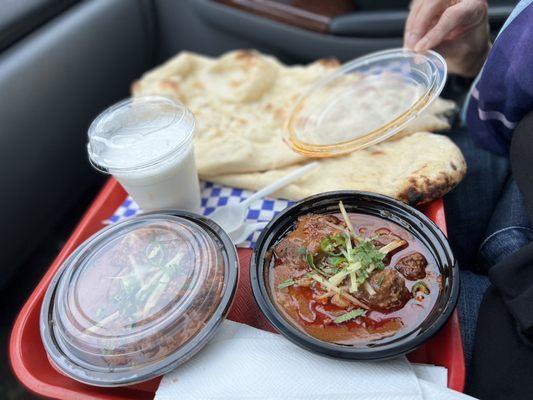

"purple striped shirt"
[466, 1, 533, 155]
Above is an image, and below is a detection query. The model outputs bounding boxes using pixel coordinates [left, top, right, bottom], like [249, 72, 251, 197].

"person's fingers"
[404, 1, 424, 47]
[404, 0, 430, 48]
[404, 0, 448, 49]
[414, 1, 475, 52]
[404, 1, 422, 38]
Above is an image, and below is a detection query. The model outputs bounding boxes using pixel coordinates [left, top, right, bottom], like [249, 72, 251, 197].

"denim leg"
[441, 129, 509, 270]
[457, 270, 490, 367]
[440, 129, 509, 367]
[479, 177, 533, 270]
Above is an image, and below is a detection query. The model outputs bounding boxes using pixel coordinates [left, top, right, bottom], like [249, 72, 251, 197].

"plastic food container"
[251, 191, 459, 360]
[285, 49, 447, 157]
[40, 212, 238, 387]
[87, 96, 201, 212]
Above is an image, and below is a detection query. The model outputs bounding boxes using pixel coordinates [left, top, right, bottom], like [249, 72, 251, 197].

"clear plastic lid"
[40, 213, 238, 386]
[87, 96, 196, 173]
[285, 49, 447, 157]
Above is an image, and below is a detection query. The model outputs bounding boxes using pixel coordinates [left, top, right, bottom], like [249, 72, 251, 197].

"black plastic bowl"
[250, 191, 459, 360]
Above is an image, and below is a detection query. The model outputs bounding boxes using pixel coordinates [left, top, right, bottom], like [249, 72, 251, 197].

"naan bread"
[134, 51, 316, 175]
[394, 97, 457, 140]
[132, 50, 465, 205]
[132, 50, 456, 175]
[210, 132, 466, 205]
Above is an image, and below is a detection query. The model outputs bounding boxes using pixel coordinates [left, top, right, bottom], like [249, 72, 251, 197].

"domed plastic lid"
[87, 96, 196, 173]
[40, 213, 238, 387]
[285, 49, 447, 157]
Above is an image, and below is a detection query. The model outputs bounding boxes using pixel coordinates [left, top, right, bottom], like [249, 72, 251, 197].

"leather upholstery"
[0, 0, 154, 286]
[0, 0, 79, 52]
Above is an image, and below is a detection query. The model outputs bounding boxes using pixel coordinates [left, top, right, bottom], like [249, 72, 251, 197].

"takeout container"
[250, 191, 459, 360]
[285, 48, 447, 157]
[40, 211, 238, 387]
[87, 96, 202, 212]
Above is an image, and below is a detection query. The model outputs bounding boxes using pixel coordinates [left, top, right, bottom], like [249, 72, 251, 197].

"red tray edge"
[9, 179, 126, 399]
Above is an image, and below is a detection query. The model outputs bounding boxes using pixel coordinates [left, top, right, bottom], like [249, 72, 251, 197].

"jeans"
[479, 178, 533, 269]
[441, 128, 533, 366]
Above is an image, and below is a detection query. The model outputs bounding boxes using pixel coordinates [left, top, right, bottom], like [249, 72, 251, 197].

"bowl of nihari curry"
[251, 191, 459, 360]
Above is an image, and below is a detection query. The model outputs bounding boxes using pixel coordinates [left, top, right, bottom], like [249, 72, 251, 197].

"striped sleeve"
[466, 2, 533, 155]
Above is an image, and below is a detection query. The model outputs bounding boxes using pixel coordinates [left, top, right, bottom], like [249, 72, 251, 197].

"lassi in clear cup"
[87, 96, 201, 212]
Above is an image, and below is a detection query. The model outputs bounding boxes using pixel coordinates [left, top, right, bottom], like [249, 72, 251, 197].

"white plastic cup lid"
[284, 49, 447, 157]
[87, 96, 196, 173]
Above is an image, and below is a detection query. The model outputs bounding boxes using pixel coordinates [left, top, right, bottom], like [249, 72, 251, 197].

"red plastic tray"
[10, 179, 465, 399]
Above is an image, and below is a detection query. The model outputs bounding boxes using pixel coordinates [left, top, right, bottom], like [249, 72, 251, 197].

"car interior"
[0, 0, 519, 398]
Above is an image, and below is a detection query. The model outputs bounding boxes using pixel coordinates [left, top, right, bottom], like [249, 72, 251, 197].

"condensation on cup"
[87, 96, 201, 212]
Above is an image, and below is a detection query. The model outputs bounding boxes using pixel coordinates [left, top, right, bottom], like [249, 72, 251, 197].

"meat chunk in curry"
[395, 252, 428, 280]
[274, 214, 343, 269]
[355, 269, 411, 312]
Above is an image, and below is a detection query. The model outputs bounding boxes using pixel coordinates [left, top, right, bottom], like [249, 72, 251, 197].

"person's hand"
[404, 0, 491, 78]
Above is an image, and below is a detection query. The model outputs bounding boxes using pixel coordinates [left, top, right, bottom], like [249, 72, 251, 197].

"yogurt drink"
[87, 96, 201, 212]
[108, 130, 200, 212]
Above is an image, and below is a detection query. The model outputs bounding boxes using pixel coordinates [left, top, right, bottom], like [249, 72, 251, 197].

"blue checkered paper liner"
[106, 182, 294, 248]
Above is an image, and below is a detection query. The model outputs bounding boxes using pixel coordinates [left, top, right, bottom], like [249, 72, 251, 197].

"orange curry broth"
[268, 213, 441, 346]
